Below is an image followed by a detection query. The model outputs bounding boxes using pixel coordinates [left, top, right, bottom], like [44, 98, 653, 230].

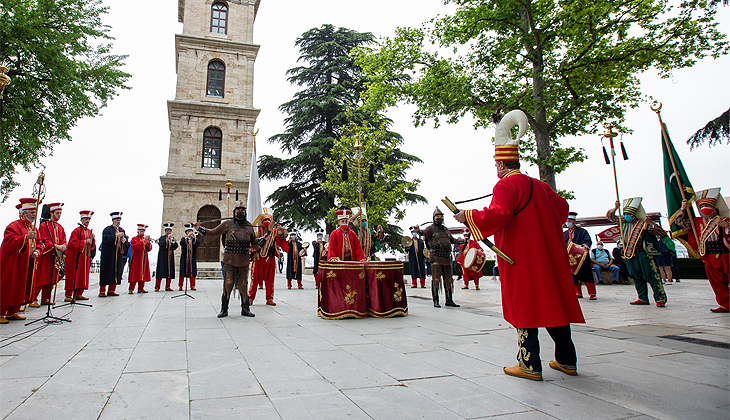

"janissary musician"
[250, 211, 288, 305]
[179, 224, 200, 291]
[155, 222, 178, 292]
[606, 198, 667, 307]
[286, 230, 305, 290]
[99, 212, 128, 297]
[0, 198, 42, 324]
[195, 200, 259, 318]
[64, 210, 96, 301]
[312, 228, 327, 289]
[457, 229, 483, 290]
[31, 202, 67, 307]
[327, 209, 366, 262]
[563, 211, 596, 300]
[454, 110, 584, 381]
[128, 224, 153, 294]
[677, 188, 730, 313]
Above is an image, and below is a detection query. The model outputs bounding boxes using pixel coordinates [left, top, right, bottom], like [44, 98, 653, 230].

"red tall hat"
[335, 209, 351, 219]
[18, 197, 38, 210]
[79, 210, 94, 219]
[48, 202, 64, 211]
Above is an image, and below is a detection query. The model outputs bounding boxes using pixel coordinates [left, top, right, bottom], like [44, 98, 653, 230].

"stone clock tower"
[160, 0, 261, 261]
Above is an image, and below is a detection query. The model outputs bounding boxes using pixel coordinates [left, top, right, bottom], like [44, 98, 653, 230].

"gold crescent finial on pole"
[249, 128, 259, 154]
[650, 101, 662, 113]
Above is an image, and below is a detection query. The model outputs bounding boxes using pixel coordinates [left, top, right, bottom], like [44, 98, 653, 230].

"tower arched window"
[211, 2, 228, 34]
[202, 127, 222, 168]
[206, 61, 225, 97]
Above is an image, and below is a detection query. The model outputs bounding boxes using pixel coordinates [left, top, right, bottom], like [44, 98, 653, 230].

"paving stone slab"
[124, 340, 187, 373]
[404, 375, 534, 419]
[100, 371, 188, 420]
[4, 391, 110, 420]
[188, 359, 263, 400]
[31, 348, 132, 396]
[297, 349, 400, 389]
[343, 385, 465, 420]
[0, 376, 49, 418]
[342, 343, 449, 381]
[191, 394, 281, 420]
[270, 390, 371, 420]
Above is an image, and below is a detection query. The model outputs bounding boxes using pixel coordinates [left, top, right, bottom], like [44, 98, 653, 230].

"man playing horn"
[64, 210, 96, 301]
[312, 228, 327, 289]
[454, 110, 584, 381]
[155, 222, 178, 292]
[249, 211, 288, 305]
[99, 212, 128, 297]
[128, 224, 153, 294]
[31, 202, 67, 306]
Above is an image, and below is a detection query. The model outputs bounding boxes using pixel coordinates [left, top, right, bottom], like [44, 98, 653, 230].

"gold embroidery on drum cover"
[358, 271, 365, 279]
[393, 282, 403, 302]
[327, 270, 337, 279]
[344, 285, 357, 305]
[376, 271, 386, 281]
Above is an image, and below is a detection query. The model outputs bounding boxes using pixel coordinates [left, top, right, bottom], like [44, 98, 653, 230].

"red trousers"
[411, 277, 426, 287]
[250, 257, 276, 302]
[574, 282, 596, 297]
[32, 283, 54, 302]
[463, 268, 481, 286]
[128, 281, 146, 292]
[178, 276, 196, 289]
[65, 288, 86, 298]
[155, 278, 172, 290]
[704, 253, 729, 309]
[99, 284, 117, 293]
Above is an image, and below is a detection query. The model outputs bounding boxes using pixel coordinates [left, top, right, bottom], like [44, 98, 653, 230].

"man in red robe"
[454, 110, 584, 381]
[457, 230, 483, 290]
[31, 202, 67, 306]
[327, 209, 366, 262]
[64, 210, 96, 301]
[250, 212, 289, 306]
[1, 198, 41, 323]
[128, 224, 153, 293]
[677, 189, 730, 313]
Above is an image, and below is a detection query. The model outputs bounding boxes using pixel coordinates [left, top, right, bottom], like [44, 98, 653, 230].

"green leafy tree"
[260, 24, 424, 234]
[322, 116, 426, 253]
[0, 0, 131, 201]
[687, 107, 729, 150]
[355, 0, 728, 190]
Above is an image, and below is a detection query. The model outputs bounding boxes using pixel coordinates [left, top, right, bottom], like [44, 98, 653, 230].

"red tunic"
[34, 220, 67, 288]
[457, 239, 483, 280]
[65, 225, 96, 292]
[327, 227, 366, 261]
[0, 219, 37, 311]
[129, 235, 152, 283]
[465, 171, 585, 329]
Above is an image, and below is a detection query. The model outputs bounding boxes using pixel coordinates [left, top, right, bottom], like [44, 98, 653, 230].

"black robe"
[286, 239, 303, 280]
[405, 237, 427, 279]
[312, 240, 327, 275]
[155, 236, 179, 279]
[179, 237, 200, 277]
[100, 225, 129, 286]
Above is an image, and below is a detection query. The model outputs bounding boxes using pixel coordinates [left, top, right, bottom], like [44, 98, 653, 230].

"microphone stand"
[55, 240, 92, 309]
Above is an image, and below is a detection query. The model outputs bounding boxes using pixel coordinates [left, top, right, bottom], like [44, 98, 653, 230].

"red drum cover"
[364, 261, 408, 318]
[464, 248, 486, 272]
[317, 261, 367, 319]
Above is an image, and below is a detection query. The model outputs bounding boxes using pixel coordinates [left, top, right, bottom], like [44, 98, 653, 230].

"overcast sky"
[2, 0, 729, 262]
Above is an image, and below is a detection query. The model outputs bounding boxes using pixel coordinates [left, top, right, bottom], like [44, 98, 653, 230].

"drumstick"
[441, 197, 515, 266]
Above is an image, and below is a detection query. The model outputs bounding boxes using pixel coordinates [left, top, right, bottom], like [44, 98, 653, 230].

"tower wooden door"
[197, 205, 221, 262]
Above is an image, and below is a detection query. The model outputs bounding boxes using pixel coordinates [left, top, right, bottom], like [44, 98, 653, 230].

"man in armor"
[194, 201, 258, 318]
[423, 207, 460, 308]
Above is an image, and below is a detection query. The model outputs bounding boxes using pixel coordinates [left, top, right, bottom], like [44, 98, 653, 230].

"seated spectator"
[612, 244, 630, 285]
[591, 241, 621, 284]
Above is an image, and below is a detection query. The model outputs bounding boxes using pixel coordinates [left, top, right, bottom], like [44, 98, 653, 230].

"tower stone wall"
[161, 0, 261, 261]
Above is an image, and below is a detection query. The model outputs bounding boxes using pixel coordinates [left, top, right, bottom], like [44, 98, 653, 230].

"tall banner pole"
[651, 103, 701, 248]
[603, 126, 626, 248]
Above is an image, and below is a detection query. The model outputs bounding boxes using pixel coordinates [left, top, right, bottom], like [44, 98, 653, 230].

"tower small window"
[203, 127, 222, 168]
[211, 2, 228, 34]
[207, 61, 225, 97]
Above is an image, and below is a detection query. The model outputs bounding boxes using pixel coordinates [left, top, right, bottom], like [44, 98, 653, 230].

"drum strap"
[513, 177, 533, 216]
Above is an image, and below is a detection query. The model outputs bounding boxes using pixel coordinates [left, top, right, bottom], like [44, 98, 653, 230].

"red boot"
[165, 278, 173, 291]
[411, 279, 417, 288]
[420, 278, 426, 288]
[287, 279, 292, 289]
[586, 282, 597, 300]
[574, 283, 583, 298]
[190, 277, 196, 291]
[154, 278, 162, 292]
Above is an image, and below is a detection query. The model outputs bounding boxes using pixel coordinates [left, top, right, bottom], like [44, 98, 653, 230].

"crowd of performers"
[1, 110, 728, 383]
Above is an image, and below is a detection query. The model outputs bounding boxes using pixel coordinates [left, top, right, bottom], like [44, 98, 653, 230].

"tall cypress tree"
[260, 24, 422, 233]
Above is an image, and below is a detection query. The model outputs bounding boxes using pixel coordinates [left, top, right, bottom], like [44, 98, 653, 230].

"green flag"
[661, 123, 699, 258]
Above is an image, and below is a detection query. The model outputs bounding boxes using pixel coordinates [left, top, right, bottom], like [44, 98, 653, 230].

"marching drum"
[463, 247, 486, 272]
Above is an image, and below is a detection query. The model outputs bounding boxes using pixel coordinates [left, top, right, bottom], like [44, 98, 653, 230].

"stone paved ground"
[1, 273, 728, 420]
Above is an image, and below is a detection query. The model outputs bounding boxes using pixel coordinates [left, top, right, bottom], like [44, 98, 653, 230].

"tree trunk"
[520, 3, 556, 191]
